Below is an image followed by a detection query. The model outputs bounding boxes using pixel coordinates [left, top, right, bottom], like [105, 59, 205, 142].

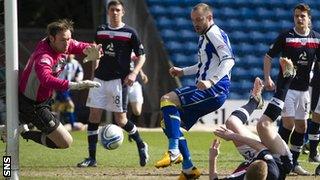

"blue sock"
[161, 105, 181, 150]
[179, 135, 193, 169]
[169, 138, 179, 150]
[66, 112, 76, 127]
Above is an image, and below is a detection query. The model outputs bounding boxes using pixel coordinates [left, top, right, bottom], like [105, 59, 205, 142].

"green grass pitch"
[0, 131, 318, 179]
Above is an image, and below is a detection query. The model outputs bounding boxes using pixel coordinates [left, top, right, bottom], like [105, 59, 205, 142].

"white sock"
[183, 166, 194, 173]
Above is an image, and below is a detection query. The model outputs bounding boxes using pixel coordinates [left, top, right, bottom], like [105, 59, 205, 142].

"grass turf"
[0, 131, 318, 179]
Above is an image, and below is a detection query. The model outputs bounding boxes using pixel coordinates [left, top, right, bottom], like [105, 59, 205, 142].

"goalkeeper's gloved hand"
[83, 44, 103, 63]
[69, 80, 101, 90]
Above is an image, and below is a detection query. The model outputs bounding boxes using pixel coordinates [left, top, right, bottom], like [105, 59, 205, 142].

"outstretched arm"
[263, 55, 275, 91]
[209, 139, 220, 180]
[214, 126, 266, 152]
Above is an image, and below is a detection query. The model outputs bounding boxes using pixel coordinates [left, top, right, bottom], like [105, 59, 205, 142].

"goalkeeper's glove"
[69, 80, 101, 90]
[83, 44, 102, 63]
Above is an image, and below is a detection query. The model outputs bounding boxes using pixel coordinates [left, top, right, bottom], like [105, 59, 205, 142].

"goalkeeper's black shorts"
[19, 93, 59, 134]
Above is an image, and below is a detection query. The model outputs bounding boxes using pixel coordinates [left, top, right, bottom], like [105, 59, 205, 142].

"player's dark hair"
[246, 160, 268, 180]
[107, 0, 124, 10]
[46, 19, 74, 37]
[294, 3, 311, 16]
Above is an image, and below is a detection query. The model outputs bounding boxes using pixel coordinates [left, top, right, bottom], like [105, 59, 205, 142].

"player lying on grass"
[210, 57, 296, 179]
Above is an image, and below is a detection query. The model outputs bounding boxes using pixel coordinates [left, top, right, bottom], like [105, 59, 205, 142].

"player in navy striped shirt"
[77, 0, 149, 168]
[263, 3, 320, 175]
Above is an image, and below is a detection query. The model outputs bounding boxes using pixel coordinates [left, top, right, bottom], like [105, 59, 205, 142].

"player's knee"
[132, 107, 142, 116]
[311, 112, 320, 123]
[257, 118, 272, 134]
[160, 98, 176, 109]
[58, 137, 73, 149]
[225, 118, 235, 130]
[294, 122, 307, 133]
[114, 114, 127, 127]
[65, 104, 75, 112]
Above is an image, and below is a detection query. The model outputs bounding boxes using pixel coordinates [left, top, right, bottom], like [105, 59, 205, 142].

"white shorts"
[128, 81, 143, 104]
[282, 89, 310, 120]
[86, 78, 128, 112]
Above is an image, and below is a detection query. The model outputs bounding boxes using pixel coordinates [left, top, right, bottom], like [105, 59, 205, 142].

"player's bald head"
[192, 3, 213, 17]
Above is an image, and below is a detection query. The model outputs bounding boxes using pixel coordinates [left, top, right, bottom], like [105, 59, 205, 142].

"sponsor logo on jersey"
[105, 43, 115, 57]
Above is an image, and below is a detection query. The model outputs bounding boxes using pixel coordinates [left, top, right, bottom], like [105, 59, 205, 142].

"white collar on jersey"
[108, 22, 125, 30]
[293, 27, 310, 37]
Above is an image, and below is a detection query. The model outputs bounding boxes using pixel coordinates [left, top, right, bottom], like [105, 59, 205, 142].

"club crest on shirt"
[52, 56, 67, 74]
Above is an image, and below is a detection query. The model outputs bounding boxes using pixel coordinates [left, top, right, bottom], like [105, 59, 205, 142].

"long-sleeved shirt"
[19, 38, 89, 102]
[183, 24, 235, 84]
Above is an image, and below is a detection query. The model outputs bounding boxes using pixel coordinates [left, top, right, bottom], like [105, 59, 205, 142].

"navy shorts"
[174, 76, 230, 130]
[55, 90, 72, 102]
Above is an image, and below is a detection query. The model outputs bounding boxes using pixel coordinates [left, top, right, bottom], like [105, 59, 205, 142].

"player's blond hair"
[245, 160, 268, 180]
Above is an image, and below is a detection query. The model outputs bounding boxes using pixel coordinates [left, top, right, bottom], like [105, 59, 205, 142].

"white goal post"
[5, 0, 20, 179]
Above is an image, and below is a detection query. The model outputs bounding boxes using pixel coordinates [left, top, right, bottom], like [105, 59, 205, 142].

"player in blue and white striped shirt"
[155, 3, 235, 179]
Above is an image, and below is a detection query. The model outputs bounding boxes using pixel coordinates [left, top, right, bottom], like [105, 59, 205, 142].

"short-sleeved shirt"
[94, 23, 145, 81]
[267, 28, 320, 91]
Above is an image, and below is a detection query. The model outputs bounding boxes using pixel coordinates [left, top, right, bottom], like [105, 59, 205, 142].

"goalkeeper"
[18, 19, 102, 149]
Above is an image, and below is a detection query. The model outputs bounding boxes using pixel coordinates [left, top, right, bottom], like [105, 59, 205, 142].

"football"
[99, 124, 124, 150]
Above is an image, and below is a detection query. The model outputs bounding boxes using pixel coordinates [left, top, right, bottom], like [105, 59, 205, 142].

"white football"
[99, 124, 124, 150]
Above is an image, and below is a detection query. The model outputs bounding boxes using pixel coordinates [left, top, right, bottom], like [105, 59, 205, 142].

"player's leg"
[156, 91, 182, 165]
[177, 77, 229, 179]
[77, 107, 102, 167]
[19, 93, 72, 149]
[226, 77, 264, 160]
[46, 123, 73, 148]
[307, 86, 320, 162]
[257, 58, 295, 175]
[278, 90, 296, 144]
[128, 101, 142, 142]
[155, 119, 183, 169]
[64, 99, 76, 128]
[158, 115, 200, 178]
[313, 96, 320, 175]
[177, 131, 201, 180]
[129, 82, 143, 126]
[114, 111, 149, 167]
[112, 80, 149, 167]
[289, 91, 310, 174]
[78, 78, 105, 167]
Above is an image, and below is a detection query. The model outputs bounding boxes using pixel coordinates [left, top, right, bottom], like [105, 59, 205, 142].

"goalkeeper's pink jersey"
[19, 38, 89, 102]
